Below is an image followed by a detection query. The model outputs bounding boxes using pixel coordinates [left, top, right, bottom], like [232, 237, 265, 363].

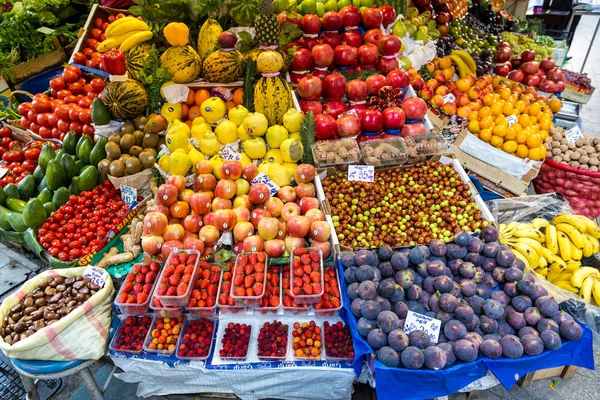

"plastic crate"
[360, 137, 408, 166]
[289, 320, 324, 361]
[142, 315, 185, 355]
[154, 249, 200, 307]
[230, 252, 269, 308]
[312, 138, 361, 168]
[113, 263, 162, 315]
[290, 248, 324, 305]
[216, 322, 252, 361]
[110, 315, 154, 355]
[185, 261, 223, 317]
[256, 320, 289, 362]
[175, 315, 216, 361]
[314, 265, 343, 317]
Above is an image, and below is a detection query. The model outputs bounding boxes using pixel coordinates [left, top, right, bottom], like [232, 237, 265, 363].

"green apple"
[359, 6, 367, 13]
[324, 0, 338, 11]
[301, 0, 317, 14]
[316, 2, 325, 16]
[392, 21, 406, 38]
[400, 56, 412, 69]
[360, 0, 374, 6]
[337, 0, 350, 8]
[352, 0, 361, 7]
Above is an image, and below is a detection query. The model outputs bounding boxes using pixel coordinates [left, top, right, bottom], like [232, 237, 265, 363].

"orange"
[233, 88, 244, 105]
[186, 89, 195, 105]
[468, 111, 479, 121]
[491, 102, 503, 116]
[529, 115, 538, 125]
[539, 119, 551, 131]
[500, 88, 511, 100]
[549, 98, 562, 113]
[539, 130, 549, 140]
[226, 100, 236, 110]
[456, 78, 471, 92]
[468, 120, 480, 133]
[527, 146, 546, 161]
[479, 106, 492, 119]
[502, 140, 518, 154]
[490, 135, 504, 148]
[181, 103, 189, 119]
[495, 116, 509, 127]
[480, 116, 494, 129]
[483, 93, 495, 106]
[504, 128, 516, 141]
[439, 56, 453, 69]
[528, 102, 541, 116]
[516, 144, 529, 158]
[188, 105, 201, 120]
[518, 114, 530, 128]
[502, 103, 513, 116]
[526, 134, 542, 148]
[479, 128, 492, 142]
[194, 89, 210, 106]
[493, 124, 507, 137]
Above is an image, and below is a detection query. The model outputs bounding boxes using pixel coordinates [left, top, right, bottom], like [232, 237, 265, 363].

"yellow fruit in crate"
[200, 97, 227, 124]
[258, 161, 273, 176]
[169, 149, 192, 176]
[215, 119, 238, 144]
[166, 129, 190, 153]
[264, 149, 283, 164]
[528, 146, 546, 161]
[209, 155, 225, 180]
[289, 132, 302, 141]
[239, 152, 252, 166]
[191, 123, 213, 141]
[243, 113, 269, 137]
[192, 117, 207, 126]
[490, 135, 503, 148]
[228, 105, 250, 127]
[266, 125, 289, 149]
[187, 147, 205, 166]
[502, 140, 517, 154]
[198, 131, 220, 156]
[268, 163, 292, 186]
[237, 124, 250, 142]
[244, 137, 267, 159]
[161, 103, 182, 123]
[283, 163, 298, 179]
[282, 109, 305, 133]
[516, 144, 529, 158]
[280, 138, 304, 163]
[158, 154, 170, 173]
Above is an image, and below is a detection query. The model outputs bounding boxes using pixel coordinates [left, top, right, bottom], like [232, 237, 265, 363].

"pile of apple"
[493, 46, 565, 94]
[141, 160, 332, 260]
[287, 5, 401, 83]
[297, 69, 429, 139]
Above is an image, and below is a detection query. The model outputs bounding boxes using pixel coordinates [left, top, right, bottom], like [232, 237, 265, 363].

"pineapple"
[254, 0, 280, 48]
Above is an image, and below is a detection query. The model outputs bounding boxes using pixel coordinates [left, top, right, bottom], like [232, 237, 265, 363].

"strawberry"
[309, 250, 320, 262]
[302, 283, 313, 295]
[188, 254, 197, 264]
[135, 273, 144, 283]
[175, 264, 185, 275]
[303, 264, 312, 275]
[169, 274, 180, 287]
[244, 264, 253, 276]
[166, 286, 177, 296]
[294, 267, 303, 277]
[170, 255, 180, 265]
[244, 275, 255, 288]
[283, 297, 292, 307]
[125, 273, 135, 282]
[292, 257, 301, 268]
[141, 264, 150, 274]
[132, 264, 142, 274]
[233, 274, 244, 286]
[163, 265, 175, 278]
[150, 262, 161, 272]
[249, 253, 258, 265]
[245, 288, 254, 296]
[117, 293, 128, 303]
[207, 284, 218, 296]
[145, 271, 156, 284]
[253, 282, 264, 295]
[234, 287, 246, 296]
[302, 275, 310, 285]
[121, 282, 133, 294]
[142, 283, 152, 293]
[180, 253, 188, 264]
[157, 285, 167, 296]
[254, 262, 265, 273]
[255, 272, 264, 284]
[300, 254, 311, 265]
[311, 262, 319, 271]
[153, 297, 162, 307]
[310, 271, 321, 283]
[191, 289, 201, 300]
[293, 248, 307, 256]
[257, 252, 266, 262]
[312, 282, 322, 294]
[238, 255, 248, 266]
[269, 295, 280, 307]
[188, 298, 197, 307]
[219, 293, 228, 305]
[137, 292, 148, 304]
[126, 294, 136, 303]
[176, 282, 187, 296]
[182, 273, 192, 283]
[133, 284, 143, 295]
[184, 264, 194, 274]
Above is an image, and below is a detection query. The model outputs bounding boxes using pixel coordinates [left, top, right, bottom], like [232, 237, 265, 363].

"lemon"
[264, 149, 283, 164]
[280, 138, 304, 163]
[215, 119, 238, 144]
[157, 154, 170, 173]
[244, 137, 267, 159]
[198, 131, 220, 156]
[228, 105, 250, 127]
[166, 129, 189, 153]
[192, 117, 207, 126]
[265, 125, 289, 149]
[282, 109, 304, 133]
[237, 124, 250, 142]
[169, 148, 192, 176]
[161, 103, 182, 123]
[243, 113, 269, 137]
[187, 146, 205, 166]
[200, 97, 227, 124]
[268, 163, 292, 186]
[191, 123, 213, 141]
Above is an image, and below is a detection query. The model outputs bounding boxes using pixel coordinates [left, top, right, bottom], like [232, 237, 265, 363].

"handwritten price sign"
[443, 93, 456, 104]
[220, 144, 242, 161]
[565, 126, 584, 142]
[251, 173, 280, 196]
[403, 311, 441, 344]
[348, 165, 374, 182]
[83, 266, 108, 287]
[121, 185, 137, 209]
[505, 115, 518, 127]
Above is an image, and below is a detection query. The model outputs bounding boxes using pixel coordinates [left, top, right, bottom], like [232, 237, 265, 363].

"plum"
[434, 276, 454, 293]
[491, 290, 511, 307]
[480, 316, 499, 334]
[481, 257, 497, 272]
[512, 258, 526, 271]
[438, 342, 456, 366]
[387, 329, 409, 352]
[379, 262, 394, 279]
[537, 318, 559, 334]
[524, 307, 542, 326]
[460, 280, 477, 297]
[464, 332, 483, 348]
[436, 311, 452, 327]
[401, 346, 425, 369]
[355, 250, 378, 267]
[375, 296, 392, 312]
[376, 346, 400, 367]
[482, 242, 500, 258]
[458, 262, 476, 279]
[483, 299, 504, 319]
[378, 278, 397, 299]
[347, 282, 360, 300]
[407, 300, 425, 314]
[358, 281, 378, 300]
[559, 320, 583, 341]
[552, 310, 574, 325]
[468, 237, 484, 253]
[453, 339, 479, 362]
[483, 333, 502, 342]
[446, 244, 468, 260]
[392, 302, 409, 319]
[504, 266, 524, 282]
[344, 267, 358, 284]
[467, 295, 485, 314]
[340, 253, 356, 269]
[473, 268, 485, 284]
[496, 250, 515, 268]
[517, 279, 536, 297]
[448, 259, 463, 275]
[500, 335, 524, 359]
[406, 285, 423, 301]
[357, 318, 376, 337]
[378, 246, 394, 261]
[428, 292, 441, 312]
[427, 260, 446, 277]
[439, 293, 458, 313]
[368, 328, 388, 349]
[377, 310, 400, 333]
[408, 330, 431, 350]
[480, 225, 499, 242]
[518, 327, 539, 337]
[465, 252, 483, 267]
[479, 339, 502, 359]
[360, 300, 382, 320]
[511, 295, 532, 312]
[536, 296, 559, 317]
[540, 330, 562, 351]
[409, 246, 427, 265]
[429, 240, 447, 257]
[390, 286, 405, 303]
[455, 305, 475, 324]
[356, 265, 376, 282]
[351, 299, 365, 318]
[415, 262, 429, 278]
[492, 267, 506, 283]
[507, 312, 526, 330]
[444, 320, 467, 341]
[503, 281, 519, 297]
[395, 269, 415, 289]
[391, 253, 409, 271]
[423, 276, 435, 293]
[476, 284, 492, 299]
[464, 316, 480, 332]
[424, 346, 447, 370]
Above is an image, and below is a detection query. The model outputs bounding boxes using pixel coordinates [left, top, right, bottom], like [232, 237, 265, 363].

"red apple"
[311, 240, 332, 258]
[366, 73, 387, 95]
[333, 44, 358, 67]
[161, 240, 184, 259]
[183, 236, 205, 253]
[294, 164, 316, 184]
[166, 175, 186, 193]
[233, 206, 250, 223]
[220, 160, 243, 180]
[337, 113, 362, 137]
[301, 14, 321, 34]
[243, 235, 264, 252]
[312, 44, 335, 68]
[189, 192, 212, 215]
[277, 186, 297, 203]
[362, 7, 383, 29]
[143, 212, 168, 236]
[402, 97, 428, 120]
[309, 221, 331, 242]
[364, 29, 384, 45]
[287, 215, 311, 238]
[211, 196, 232, 212]
[157, 184, 178, 207]
[299, 100, 323, 115]
[183, 214, 203, 233]
[386, 69, 410, 89]
[305, 208, 325, 224]
[295, 182, 316, 199]
[265, 239, 286, 258]
[314, 114, 337, 139]
[277, 222, 287, 240]
[214, 209, 236, 231]
[281, 202, 301, 222]
[242, 163, 258, 182]
[377, 34, 401, 55]
[297, 75, 323, 100]
[233, 194, 251, 209]
[233, 241, 244, 254]
[249, 183, 270, 205]
[199, 225, 220, 246]
[179, 189, 193, 204]
[203, 212, 215, 227]
[195, 160, 213, 174]
[147, 204, 169, 218]
[164, 224, 185, 242]
[141, 235, 164, 256]
[284, 236, 306, 253]
[233, 221, 254, 242]
[194, 173, 217, 192]
[299, 197, 320, 214]
[250, 208, 271, 227]
[258, 217, 280, 240]
[361, 109, 383, 133]
[383, 106, 406, 130]
[555, 81, 565, 92]
[263, 197, 284, 217]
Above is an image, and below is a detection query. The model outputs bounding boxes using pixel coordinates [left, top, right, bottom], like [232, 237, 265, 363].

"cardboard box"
[561, 86, 595, 105]
[11, 37, 66, 83]
[453, 130, 540, 197]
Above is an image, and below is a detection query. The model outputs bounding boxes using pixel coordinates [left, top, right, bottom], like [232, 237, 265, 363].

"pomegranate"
[402, 97, 427, 120]
[312, 44, 335, 68]
[323, 99, 348, 118]
[358, 43, 379, 65]
[339, 5, 361, 27]
[299, 100, 323, 115]
[315, 114, 338, 139]
[400, 122, 426, 136]
[323, 73, 347, 99]
[361, 109, 384, 133]
[336, 113, 362, 137]
[297, 75, 323, 100]
[346, 78, 368, 102]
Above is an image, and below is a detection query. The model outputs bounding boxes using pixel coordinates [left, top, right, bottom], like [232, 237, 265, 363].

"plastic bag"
[486, 193, 573, 223]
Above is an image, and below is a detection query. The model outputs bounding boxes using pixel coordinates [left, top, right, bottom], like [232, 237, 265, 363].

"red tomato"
[108, 14, 116, 23]
[52, 128, 62, 139]
[17, 102, 32, 116]
[68, 107, 81, 122]
[72, 52, 87, 64]
[91, 28, 102, 40]
[91, 52, 102, 60]
[94, 18, 104, 29]
[82, 124, 95, 136]
[51, 99, 63, 111]
[87, 91, 99, 99]
[36, 113, 50, 128]
[100, 33, 107, 42]
[29, 123, 40, 134]
[70, 121, 83, 134]
[116, 13, 126, 19]
[90, 78, 106, 92]
[49, 77, 65, 91]
[82, 84, 92, 95]
[20, 117, 31, 129]
[83, 48, 94, 58]
[86, 39, 99, 51]
[102, 22, 109, 31]
[64, 95, 79, 105]
[89, 58, 102, 69]
[68, 82, 83, 94]
[78, 97, 92, 109]
[55, 104, 71, 120]
[22, 159, 37, 173]
[62, 70, 78, 84]
[47, 113, 59, 127]
[85, 59, 94, 68]
[32, 97, 52, 113]
[78, 77, 87, 85]
[38, 126, 52, 139]
[57, 119, 70, 133]
[27, 109, 39, 123]
[65, 65, 82, 78]
[56, 90, 71, 100]
[49, 89, 58, 98]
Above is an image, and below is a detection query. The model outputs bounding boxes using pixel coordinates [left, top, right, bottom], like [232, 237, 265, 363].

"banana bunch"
[449, 50, 476, 78]
[500, 214, 600, 304]
[97, 16, 152, 53]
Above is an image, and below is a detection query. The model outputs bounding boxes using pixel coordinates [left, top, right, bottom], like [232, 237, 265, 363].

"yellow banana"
[579, 276, 597, 303]
[538, 256, 548, 269]
[512, 224, 545, 242]
[547, 266, 561, 283]
[592, 281, 600, 306]
[571, 239, 583, 261]
[449, 54, 474, 78]
[97, 30, 145, 52]
[576, 215, 600, 239]
[581, 234, 594, 258]
[555, 223, 585, 249]
[553, 214, 588, 232]
[451, 49, 477, 75]
[537, 266, 549, 276]
[516, 237, 544, 255]
[120, 31, 153, 52]
[554, 272, 573, 283]
[556, 281, 579, 293]
[532, 218, 550, 230]
[545, 224, 559, 254]
[109, 19, 149, 38]
[105, 16, 138, 37]
[555, 256, 567, 269]
[585, 233, 600, 253]
[549, 262, 564, 274]
[557, 231, 572, 261]
[571, 266, 600, 288]
[540, 247, 556, 263]
[565, 260, 581, 272]
[198, 17, 222, 59]
[512, 242, 539, 269]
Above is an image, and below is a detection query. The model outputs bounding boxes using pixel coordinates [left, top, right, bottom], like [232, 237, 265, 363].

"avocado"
[77, 139, 93, 165]
[0, 205, 12, 230]
[43, 202, 56, 215]
[4, 183, 19, 199]
[38, 143, 56, 171]
[105, 141, 121, 161]
[54, 149, 64, 162]
[45, 159, 66, 191]
[78, 166, 99, 191]
[7, 212, 27, 232]
[33, 165, 45, 184]
[17, 175, 36, 200]
[91, 97, 111, 125]
[38, 188, 53, 204]
[22, 198, 46, 229]
[60, 153, 78, 181]
[37, 176, 47, 192]
[63, 131, 78, 155]
[0, 186, 5, 205]
[52, 187, 70, 209]
[75, 135, 92, 160]
[69, 177, 80, 195]
[90, 137, 108, 167]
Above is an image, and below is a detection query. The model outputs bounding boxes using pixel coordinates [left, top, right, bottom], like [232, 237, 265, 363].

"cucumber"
[5, 198, 27, 213]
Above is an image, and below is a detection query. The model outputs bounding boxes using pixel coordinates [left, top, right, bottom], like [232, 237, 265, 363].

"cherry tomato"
[87, 91, 99, 99]
[78, 97, 92, 109]
[62, 69, 78, 84]
[82, 84, 92, 95]
[0, 127, 10, 137]
[57, 119, 70, 133]
[49, 247, 60, 258]
[38, 126, 52, 139]
[56, 90, 71, 100]
[64, 95, 79, 105]
[82, 124, 95, 136]
[72, 52, 87, 64]
[90, 78, 106, 93]
[17, 102, 32, 116]
[36, 112, 50, 128]
[89, 58, 102, 69]
[58, 252, 69, 261]
[100, 33, 107, 41]
[91, 28, 102, 40]
[27, 109, 39, 123]
[68, 107, 81, 122]
[102, 22, 109, 31]
[29, 124, 40, 134]
[116, 13, 126, 19]
[32, 97, 52, 113]
[79, 109, 92, 124]
[22, 159, 37, 173]
[108, 14, 116, 23]
[94, 17, 104, 29]
[47, 113, 59, 127]
[86, 39, 99, 51]
[20, 117, 31, 129]
[55, 104, 71, 120]
[68, 82, 83, 94]
[83, 48, 95, 58]
[52, 128, 62, 139]
[70, 121, 83, 134]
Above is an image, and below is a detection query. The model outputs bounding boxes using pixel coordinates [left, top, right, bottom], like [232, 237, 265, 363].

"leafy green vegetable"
[0, 12, 55, 62]
[301, 111, 315, 165]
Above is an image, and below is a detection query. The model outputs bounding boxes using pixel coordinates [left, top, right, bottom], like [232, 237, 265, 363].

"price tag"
[348, 165, 374, 182]
[83, 266, 108, 287]
[220, 144, 242, 161]
[0, 167, 7, 178]
[403, 311, 441, 344]
[505, 115, 518, 127]
[565, 125, 584, 142]
[251, 173, 280, 196]
[121, 185, 137, 208]
[344, 109, 359, 117]
[443, 93, 455, 104]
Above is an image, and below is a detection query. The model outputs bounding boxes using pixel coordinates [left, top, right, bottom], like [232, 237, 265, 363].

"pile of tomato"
[37, 180, 129, 261]
[0, 127, 53, 187]
[17, 65, 106, 140]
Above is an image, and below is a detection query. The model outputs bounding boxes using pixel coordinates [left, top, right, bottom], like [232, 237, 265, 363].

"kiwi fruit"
[121, 121, 135, 134]
[98, 159, 111, 174]
[139, 151, 156, 169]
[144, 148, 157, 158]
[119, 154, 131, 164]
[109, 160, 125, 177]
[133, 130, 144, 146]
[120, 133, 135, 153]
[105, 141, 121, 160]
[142, 132, 159, 148]
[134, 115, 148, 130]
[125, 157, 142, 174]
[129, 145, 143, 158]
[108, 134, 121, 145]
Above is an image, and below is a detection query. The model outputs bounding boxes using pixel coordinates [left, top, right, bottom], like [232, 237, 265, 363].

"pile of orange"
[179, 88, 244, 127]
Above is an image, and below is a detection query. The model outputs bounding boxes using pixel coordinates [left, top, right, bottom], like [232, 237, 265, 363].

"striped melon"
[125, 42, 151, 81]
[102, 79, 148, 120]
[254, 76, 292, 126]
[160, 45, 202, 83]
[202, 50, 243, 83]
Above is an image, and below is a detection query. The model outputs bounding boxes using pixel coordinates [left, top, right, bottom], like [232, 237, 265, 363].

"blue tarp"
[337, 260, 595, 400]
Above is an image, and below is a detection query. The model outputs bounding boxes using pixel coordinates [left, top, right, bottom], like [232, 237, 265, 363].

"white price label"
[403, 311, 441, 344]
[220, 144, 242, 161]
[0, 167, 7, 178]
[443, 93, 455, 104]
[505, 115, 518, 127]
[83, 266, 108, 287]
[121, 185, 137, 208]
[565, 126, 584, 142]
[344, 109, 359, 117]
[251, 173, 280, 196]
[348, 165, 374, 182]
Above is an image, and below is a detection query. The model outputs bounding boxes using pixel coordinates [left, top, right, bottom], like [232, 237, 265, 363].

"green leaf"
[128, 5, 143, 15]
[301, 111, 315, 165]
[243, 59, 256, 112]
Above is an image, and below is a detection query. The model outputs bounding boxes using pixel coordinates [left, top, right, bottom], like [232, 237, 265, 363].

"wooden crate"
[11, 37, 66, 83]
[518, 365, 577, 387]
